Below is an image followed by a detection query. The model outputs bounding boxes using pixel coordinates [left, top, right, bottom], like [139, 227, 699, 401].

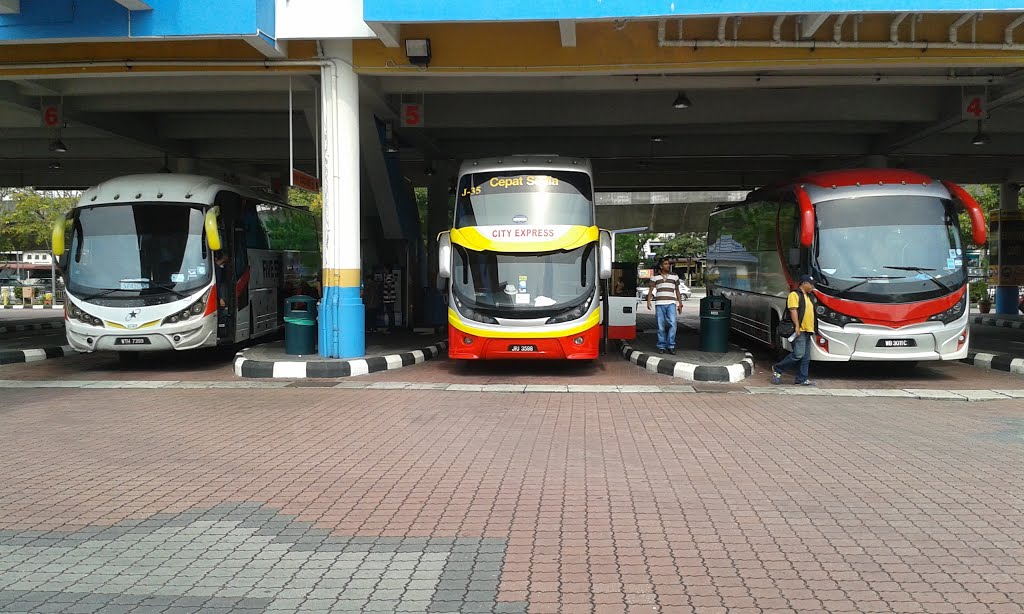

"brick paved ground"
[2, 387, 1024, 613]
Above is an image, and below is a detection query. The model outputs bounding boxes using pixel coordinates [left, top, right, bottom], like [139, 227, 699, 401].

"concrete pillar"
[174, 157, 199, 174]
[318, 41, 364, 358]
[994, 183, 1021, 315]
[424, 164, 452, 326]
[863, 155, 888, 169]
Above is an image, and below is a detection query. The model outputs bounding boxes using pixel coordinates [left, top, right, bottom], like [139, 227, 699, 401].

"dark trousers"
[365, 307, 379, 332]
[383, 302, 396, 328]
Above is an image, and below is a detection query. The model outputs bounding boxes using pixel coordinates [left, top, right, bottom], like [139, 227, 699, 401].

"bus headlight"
[162, 289, 212, 325]
[815, 304, 861, 327]
[66, 302, 104, 327]
[928, 292, 968, 324]
[453, 297, 498, 325]
[546, 295, 594, 325]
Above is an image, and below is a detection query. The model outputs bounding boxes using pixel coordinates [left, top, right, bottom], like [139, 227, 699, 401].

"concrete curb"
[0, 345, 78, 366]
[1, 304, 63, 310]
[0, 321, 65, 335]
[972, 315, 1024, 330]
[233, 340, 448, 378]
[961, 351, 1024, 376]
[619, 340, 754, 383]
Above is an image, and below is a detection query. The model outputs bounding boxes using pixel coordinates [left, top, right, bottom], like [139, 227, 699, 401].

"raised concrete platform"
[234, 331, 447, 378]
[624, 315, 753, 382]
[973, 314, 1024, 329]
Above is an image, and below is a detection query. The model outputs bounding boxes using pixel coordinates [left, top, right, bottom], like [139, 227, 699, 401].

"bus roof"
[744, 168, 949, 205]
[458, 156, 592, 177]
[75, 174, 284, 208]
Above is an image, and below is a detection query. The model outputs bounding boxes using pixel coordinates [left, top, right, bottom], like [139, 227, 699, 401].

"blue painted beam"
[0, 0, 275, 42]
[365, 0, 1024, 22]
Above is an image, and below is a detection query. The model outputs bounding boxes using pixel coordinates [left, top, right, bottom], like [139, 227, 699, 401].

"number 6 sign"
[963, 94, 987, 120]
[41, 104, 61, 128]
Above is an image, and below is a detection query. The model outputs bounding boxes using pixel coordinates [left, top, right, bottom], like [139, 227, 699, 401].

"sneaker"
[770, 370, 782, 385]
[668, 348, 676, 355]
[657, 348, 667, 354]
[795, 380, 815, 386]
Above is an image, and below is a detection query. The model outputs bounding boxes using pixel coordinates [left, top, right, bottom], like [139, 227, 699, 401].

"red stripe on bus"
[814, 286, 965, 328]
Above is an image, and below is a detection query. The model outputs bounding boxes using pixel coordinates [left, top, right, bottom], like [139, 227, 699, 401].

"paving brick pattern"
[3, 387, 1024, 612]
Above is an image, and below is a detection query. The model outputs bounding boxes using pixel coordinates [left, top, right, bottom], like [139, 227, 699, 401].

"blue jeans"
[655, 304, 678, 350]
[774, 332, 812, 383]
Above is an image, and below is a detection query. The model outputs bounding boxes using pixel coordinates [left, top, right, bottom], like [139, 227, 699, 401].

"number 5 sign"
[400, 102, 424, 128]
[963, 93, 987, 120]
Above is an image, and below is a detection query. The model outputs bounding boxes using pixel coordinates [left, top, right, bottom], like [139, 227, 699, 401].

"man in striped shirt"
[645, 257, 684, 354]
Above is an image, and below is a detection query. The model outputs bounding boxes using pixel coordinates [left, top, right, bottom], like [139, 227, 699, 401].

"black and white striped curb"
[619, 340, 754, 383]
[0, 345, 78, 366]
[1, 378, 1022, 401]
[0, 320, 65, 335]
[961, 351, 1024, 376]
[234, 340, 448, 378]
[972, 315, 1024, 330]
[1, 304, 62, 309]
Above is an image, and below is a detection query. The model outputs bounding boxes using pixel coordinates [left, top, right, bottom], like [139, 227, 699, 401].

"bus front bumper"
[809, 320, 969, 362]
[448, 324, 601, 360]
[66, 317, 217, 353]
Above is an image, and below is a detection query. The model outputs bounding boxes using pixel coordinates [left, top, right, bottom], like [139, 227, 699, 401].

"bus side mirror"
[794, 186, 815, 248]
[437, 231, 451, 279]
[599, 230, 613, 280]
[205, 207, 222, 251]
[941, 180, 987, 246]
[51, 213, 67, 262]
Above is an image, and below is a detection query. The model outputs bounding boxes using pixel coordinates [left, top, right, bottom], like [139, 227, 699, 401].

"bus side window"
[242, 199, 268, 250]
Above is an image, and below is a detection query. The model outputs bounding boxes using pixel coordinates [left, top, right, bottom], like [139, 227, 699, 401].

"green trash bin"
[283, 295, 317, 355]
[699, 295, 731, 353]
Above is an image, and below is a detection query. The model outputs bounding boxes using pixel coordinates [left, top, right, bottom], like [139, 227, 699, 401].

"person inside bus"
[214, 251, 230, 309]
[772, 274, 817, 386]
[646, 258, 684, 354]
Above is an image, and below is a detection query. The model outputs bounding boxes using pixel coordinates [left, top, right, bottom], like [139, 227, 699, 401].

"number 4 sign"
[963, 93, 987, 120]
[400, 102, 423, 128]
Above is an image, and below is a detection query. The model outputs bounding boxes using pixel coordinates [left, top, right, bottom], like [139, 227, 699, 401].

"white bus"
[706, 168, 986, 363]
[438, 156, 612, 360]
[53, 174, 319, 362]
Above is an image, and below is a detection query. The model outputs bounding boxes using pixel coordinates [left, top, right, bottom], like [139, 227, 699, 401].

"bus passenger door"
[231, 223, 251, 343]
[607, 263, 637, 340]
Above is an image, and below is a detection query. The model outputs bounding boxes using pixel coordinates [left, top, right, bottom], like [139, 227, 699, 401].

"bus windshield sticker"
[945, 259, 956, 269]
[197, 264, 207, 275]
[512, 215, 528, 224]
[171, 273, 185, 283]
[118, 278, 149, 290]
[515, 293, 530, 305]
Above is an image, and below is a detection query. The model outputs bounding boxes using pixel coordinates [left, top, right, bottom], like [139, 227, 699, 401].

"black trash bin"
[284, 295, 317, 355]
[699, 295, 731, 353]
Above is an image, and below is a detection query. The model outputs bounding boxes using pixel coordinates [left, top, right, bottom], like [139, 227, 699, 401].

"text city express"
[489, 227, 557, 239]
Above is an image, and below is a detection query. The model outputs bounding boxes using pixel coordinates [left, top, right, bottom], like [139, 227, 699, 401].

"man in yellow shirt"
[772, 274, 816, 386]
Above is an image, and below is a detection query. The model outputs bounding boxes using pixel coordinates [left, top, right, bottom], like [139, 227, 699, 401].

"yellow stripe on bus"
[450, 226, 598, 253]
[448, 307, 600, 338]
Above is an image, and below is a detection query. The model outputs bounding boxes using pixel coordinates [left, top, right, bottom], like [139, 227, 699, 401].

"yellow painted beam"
[323, 268, 361, 288]
[354, 18, 1024, 74]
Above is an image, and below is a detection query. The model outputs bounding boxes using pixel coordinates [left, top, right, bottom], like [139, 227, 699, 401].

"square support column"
[994, 183, 1021, 315]
[318, 41, 364, 358]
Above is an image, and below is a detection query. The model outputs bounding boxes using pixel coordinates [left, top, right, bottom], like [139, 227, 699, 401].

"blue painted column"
[318, 40, 364, 358]
[994, 184, 1021, 316]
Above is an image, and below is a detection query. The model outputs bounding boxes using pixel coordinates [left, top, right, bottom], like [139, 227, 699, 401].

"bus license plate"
[508, 344, 536, 352]
[115, 337, 151, 346]
[877, 339, 916, 348]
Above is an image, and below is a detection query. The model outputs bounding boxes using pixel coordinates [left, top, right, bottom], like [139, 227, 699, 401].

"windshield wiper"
[834, 275, 905, 298]
[145, 281, 190, 300]
[79, 288, 128, 301]
[883, 265, 952, 293]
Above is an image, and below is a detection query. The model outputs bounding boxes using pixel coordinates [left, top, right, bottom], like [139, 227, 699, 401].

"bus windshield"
[66, 203, 211, 299]
[452, 244, 596, 315]
[813, 195, 966, 301]
[454, 170, 594, 228]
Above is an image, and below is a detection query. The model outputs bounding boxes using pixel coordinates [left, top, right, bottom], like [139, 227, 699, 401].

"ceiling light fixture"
[650, 136, 664, 143]
[672, 92, 692, 109]
[971, 121, 990, 146]
[48, 160, 62, 170]
[404, 38, 432, 67]
[48, 138, 67, 153]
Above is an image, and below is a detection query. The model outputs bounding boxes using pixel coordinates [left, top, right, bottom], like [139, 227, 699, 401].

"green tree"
[614, 232, 657, 263]
[287, 187, 322, 218]
[0, 189, 76, 252]
[655, 232, 707, 260]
